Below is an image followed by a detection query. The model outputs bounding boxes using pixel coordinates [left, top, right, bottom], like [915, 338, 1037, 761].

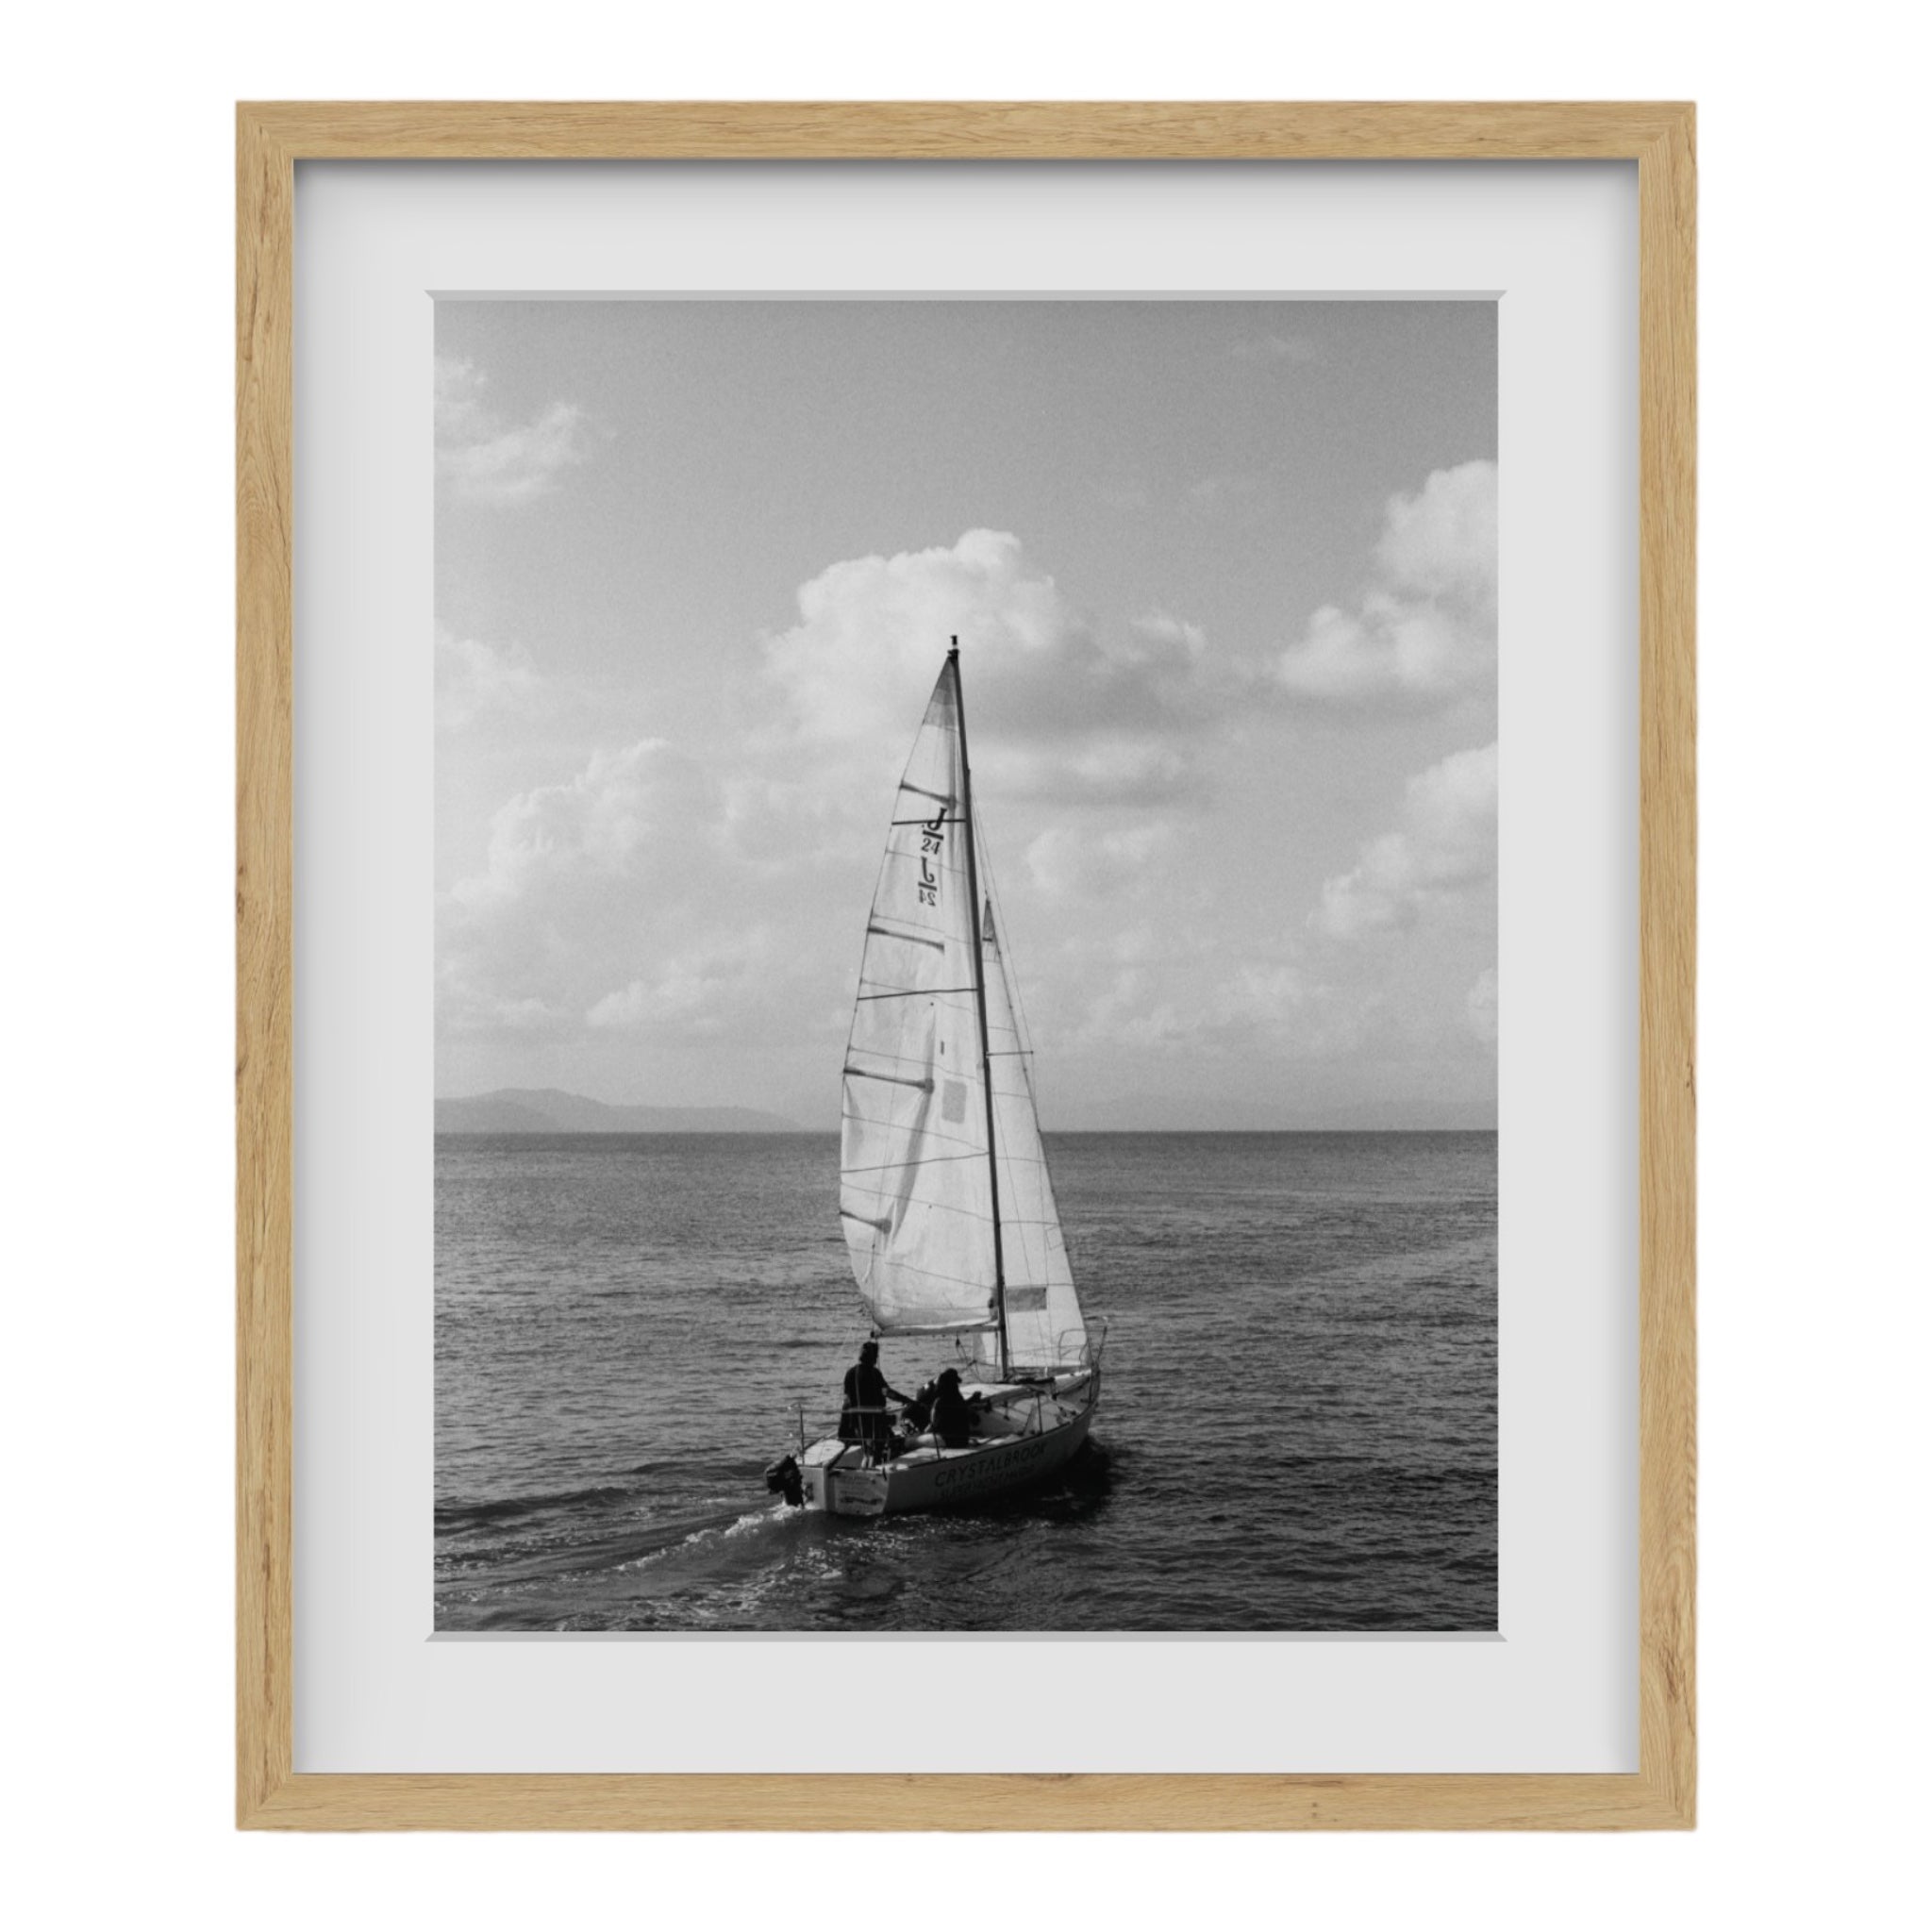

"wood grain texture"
[235, 100, 1695, 1831]
[240, 98, 1691, 159]
[242, 1769, 1686, 1831]
[236, 102, 295, 1829]
[1634, 104, 1698, 1826]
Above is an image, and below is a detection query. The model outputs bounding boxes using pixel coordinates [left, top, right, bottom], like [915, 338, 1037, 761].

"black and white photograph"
[434, 296, 1498, 1632]
[36, 0, 1932, 1898]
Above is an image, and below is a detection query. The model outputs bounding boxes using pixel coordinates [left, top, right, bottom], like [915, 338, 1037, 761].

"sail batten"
[841, 1067, 936, 1092]
[838, 651, 1086, 1367]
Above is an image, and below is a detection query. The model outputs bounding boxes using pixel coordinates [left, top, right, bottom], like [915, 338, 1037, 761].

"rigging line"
[837, 1108, 991, 1150]
[840, 1129, 991, 1165]
[858, 1253, 999, 1288]
[841, 1045, 981, 1075]
[842, 1157, 1002, 1191]
[838, 1081, 989, 1128]
[841, 1152, 985, 1174]
[842, 1196, 1006, 1230]
[855, 987, 977, 1001]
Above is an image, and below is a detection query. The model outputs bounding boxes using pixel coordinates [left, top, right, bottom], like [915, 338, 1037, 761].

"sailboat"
[769, 640, 1105, 1518]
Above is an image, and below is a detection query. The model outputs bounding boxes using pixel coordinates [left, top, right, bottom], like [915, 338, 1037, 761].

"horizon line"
[433, 1123, 1500, 1136]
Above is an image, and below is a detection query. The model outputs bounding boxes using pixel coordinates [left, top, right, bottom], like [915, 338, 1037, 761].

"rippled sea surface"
[436, 1131, 1495, 1632]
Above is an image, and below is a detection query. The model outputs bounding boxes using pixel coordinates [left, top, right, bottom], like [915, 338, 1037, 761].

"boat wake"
[435, 1438, 1118, 1632]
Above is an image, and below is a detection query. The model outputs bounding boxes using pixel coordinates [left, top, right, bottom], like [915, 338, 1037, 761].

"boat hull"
[798, 1374, 1099, 1517]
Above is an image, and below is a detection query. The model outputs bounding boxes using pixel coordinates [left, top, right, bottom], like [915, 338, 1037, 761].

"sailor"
[928, 1367, 980, 1450]
[839, 1340, 911, 1453]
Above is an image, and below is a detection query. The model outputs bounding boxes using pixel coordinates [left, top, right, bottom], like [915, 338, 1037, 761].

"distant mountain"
[435, 1088, 800, 1134]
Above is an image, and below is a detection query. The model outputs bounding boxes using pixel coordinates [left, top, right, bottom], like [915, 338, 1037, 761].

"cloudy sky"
[436, 299, 1496, 1129]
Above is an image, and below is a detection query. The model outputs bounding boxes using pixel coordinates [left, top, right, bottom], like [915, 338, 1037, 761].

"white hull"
[797, 1371, 1099, 1517]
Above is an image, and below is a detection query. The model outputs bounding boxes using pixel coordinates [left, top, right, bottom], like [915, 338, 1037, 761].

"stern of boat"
[783, 1355, 1102, 1517]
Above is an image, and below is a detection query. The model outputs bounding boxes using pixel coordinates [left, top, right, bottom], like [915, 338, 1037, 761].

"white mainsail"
[839, 650, 1086, 1371]
[840, 664, 997, 1336]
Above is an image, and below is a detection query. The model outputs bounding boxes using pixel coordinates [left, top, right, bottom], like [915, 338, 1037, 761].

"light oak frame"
[237, 101, 1695, 1830]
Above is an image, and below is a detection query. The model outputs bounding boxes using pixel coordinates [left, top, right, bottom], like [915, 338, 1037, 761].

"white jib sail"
[840, 662, 999, 1336]
[978, 887, 1087, 1371]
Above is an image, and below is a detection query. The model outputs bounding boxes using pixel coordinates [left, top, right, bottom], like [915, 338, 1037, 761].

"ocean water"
[436, 1131, 1496, 1632]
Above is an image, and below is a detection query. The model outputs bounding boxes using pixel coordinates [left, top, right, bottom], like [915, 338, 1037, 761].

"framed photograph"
[238, 102, 1694, 1828]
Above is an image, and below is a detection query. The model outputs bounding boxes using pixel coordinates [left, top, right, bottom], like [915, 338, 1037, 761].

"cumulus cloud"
[436, 356, 595, 506]
[1110, 961, 1313, 1053]
[451, 739, 708, 910]
[1313, 741, 1497, 940]
[441, 528, 1230, 1058]
[440, 732, 825, 1058]
[437, 523, 1495, 1102]
[759, 530, 1229, 808]
[1123, 612, 1208, 660]
[587, 945, 760, 1037]
[1048, 941, 1373, 1069]
[1274, 459, 1496, 707]
[436, 629, 541, 731]
[434, 953, 570, 1039]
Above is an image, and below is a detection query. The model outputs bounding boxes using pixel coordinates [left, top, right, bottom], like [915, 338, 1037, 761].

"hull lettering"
[928, 1434, 1051, 1498]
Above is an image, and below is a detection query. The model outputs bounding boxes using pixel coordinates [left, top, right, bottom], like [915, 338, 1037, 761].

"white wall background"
[6, 2, 1923, 1924]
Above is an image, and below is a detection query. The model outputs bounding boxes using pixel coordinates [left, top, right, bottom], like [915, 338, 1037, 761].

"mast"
[950, 636, 1010, 1377]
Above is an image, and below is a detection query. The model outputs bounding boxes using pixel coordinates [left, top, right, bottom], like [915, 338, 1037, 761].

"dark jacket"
[930, 1380, 976, 1449]
[839, 1360, 906, 1444]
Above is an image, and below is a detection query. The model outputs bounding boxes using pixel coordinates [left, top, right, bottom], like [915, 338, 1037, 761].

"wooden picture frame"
[237, 100, 1695, 1830]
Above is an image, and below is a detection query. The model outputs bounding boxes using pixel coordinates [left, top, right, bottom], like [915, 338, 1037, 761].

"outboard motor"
[763, 1454, 804, 1507]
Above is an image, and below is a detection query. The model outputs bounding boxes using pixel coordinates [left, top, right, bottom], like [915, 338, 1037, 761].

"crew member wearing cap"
[839, 1340, 912, 1454]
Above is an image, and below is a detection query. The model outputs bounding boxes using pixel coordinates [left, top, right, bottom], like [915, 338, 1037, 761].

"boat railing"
[1074, 1317, 1108, 1370]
